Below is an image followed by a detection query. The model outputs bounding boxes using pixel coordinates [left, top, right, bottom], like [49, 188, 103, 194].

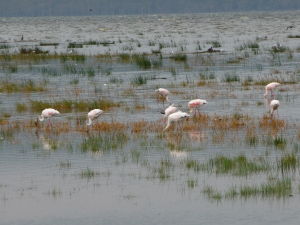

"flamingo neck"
[163, 120, 171, 131]
[86, 118, 92, 126]
[39, 115, 44, 121]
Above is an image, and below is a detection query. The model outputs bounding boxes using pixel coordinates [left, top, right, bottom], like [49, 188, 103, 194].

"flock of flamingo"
[38, 82, 281, 131]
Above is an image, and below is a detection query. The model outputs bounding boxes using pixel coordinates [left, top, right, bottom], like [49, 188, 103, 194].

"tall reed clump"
[278, 153, 298, 172]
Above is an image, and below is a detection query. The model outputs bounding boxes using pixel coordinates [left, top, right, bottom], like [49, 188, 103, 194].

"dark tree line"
[0, 0, 299, 17]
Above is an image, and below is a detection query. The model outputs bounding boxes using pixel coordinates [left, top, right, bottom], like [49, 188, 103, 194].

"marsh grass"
[223, 73, 240, 82]
[0, 80, 46, 93]
[185, 160, 201, 172]
[81, 132, 128, 152]
[169, 53, 187, 62]
[202, 185, 222, 201]
[240, 178, 292, 199]
[204, 155, 269, 176]
[287, 35, 300, 38]
[206, 41, 221, 48]
[151, 160, 173, 181]
[278, 154, 298, 172]
[68, 42, 83, 48]
[80, 168, 99, 179]
[131, 74, 148, 85]
[187, 179, 198, 189]
[25, 99, 120, 112]
[132, 54, 151, 69]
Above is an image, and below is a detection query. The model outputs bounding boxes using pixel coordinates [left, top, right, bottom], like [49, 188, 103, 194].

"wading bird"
[161, 104, 178, 118]
[264, 82, 280, 97]
[87, 109, 103, 126]
[164, 111, 190, 131]
[39, 108, 60, 125]
[188, 99, 207, 115]
[270, 100, 280, 117]
[155, 88, 170, 105]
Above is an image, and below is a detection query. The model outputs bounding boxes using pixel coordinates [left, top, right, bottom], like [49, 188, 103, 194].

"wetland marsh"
[1, 11, 300, 225]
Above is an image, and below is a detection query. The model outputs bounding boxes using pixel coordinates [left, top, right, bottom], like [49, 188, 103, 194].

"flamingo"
[39, 108, 60, 125]
[188, 99, 207, 115]
[87, 109, 103, 126]
[264, 82, 280, 97]
[163, 111, 190, 131]
[155, 88, 170, 105]
[270, 100, 280, 117]
[161, 104, 178, 118]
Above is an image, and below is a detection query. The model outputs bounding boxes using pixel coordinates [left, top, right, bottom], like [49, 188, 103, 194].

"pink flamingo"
[39, 108, 60, 126]
[155, 88, 170, 105]
[264, 82, 280, 97]
[270, 100, 280, 117]
[161, 104, 178, 118]
[87, 109, 103, 126]
[163, 111, 190, 131]
[188, 99, 207, 115]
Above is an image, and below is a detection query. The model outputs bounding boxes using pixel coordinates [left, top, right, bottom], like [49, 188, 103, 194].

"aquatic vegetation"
[206, 41, 221, 48]
[80, 168, 99, 179]
[186, 179, 198, 189]
[131, 74, 148, 85]
[81, 132, 128, 152]
[223, 73, 240, 82]
[185, 160, 201, 172]
[68, 42, 83, 48]
[287, 35, 300, 38]
[239, 178, 292, 199]
[169, 53, 187, 62]
[202, 185, 222, 201]
[204, 155, 269, 176]
[23, 99, 120, 113]
[0, 80, 46, 93]
[132, 54, 151, 69]
[278, 154, 298, 172]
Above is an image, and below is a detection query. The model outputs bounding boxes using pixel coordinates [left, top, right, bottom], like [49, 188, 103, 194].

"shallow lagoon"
[1, 10, 300, 225]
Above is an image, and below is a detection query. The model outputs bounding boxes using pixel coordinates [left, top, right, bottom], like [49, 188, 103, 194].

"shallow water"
[1, 11, 300, 225]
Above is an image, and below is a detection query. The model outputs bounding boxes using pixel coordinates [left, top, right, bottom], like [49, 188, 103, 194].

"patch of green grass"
[16, 103, 27, 113]
[187, 179, 198, 189]
[278, 154, 298, 172]
[132, 54, 151, 69]
[169, 53, 187, 62]
[287, 35, 300, 38]
[25, 99, 120, 113]
[80, 168, 98, 179]
[0, 80, 46, 93]
[223, 73, 240, 82]
[81, 133, 128, 152]
[240, 179, 292, 199]
[204, 155, 269, 176]
[185, 160, 201, 172]
[131, 74, 148, 86]
[68, 42, 83, 48]
[207, 41, 221, 48]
